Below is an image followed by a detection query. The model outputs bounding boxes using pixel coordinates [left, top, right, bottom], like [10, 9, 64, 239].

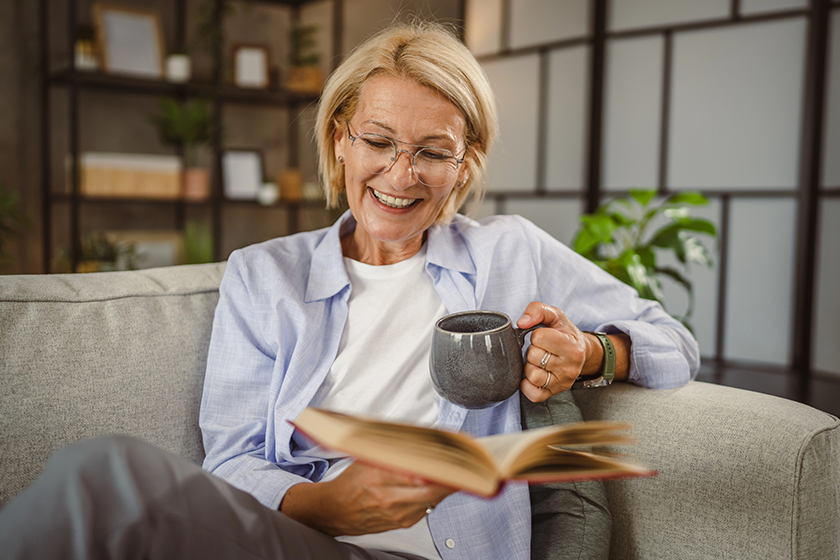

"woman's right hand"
[280, 461, 454, 536]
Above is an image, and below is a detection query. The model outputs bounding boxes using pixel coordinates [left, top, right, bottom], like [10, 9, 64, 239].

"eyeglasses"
[345, 123, 466, 187]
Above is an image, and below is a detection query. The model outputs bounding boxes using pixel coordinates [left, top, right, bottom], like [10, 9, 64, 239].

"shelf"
[49, 193, 327, 208]
[48, 68, 320, 106]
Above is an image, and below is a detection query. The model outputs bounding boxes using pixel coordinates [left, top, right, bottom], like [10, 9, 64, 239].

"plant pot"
[183, 168, 210, 201]
[286, 66, 323, 94]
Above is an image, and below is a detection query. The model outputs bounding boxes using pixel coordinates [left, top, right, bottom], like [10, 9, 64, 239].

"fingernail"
[518, 314, 531, 325]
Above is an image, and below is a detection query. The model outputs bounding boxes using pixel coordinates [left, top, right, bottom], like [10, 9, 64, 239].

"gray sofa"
[1, 263, 838, 559]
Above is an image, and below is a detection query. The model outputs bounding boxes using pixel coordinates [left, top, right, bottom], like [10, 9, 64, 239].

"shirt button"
[445, 538, 456, 549]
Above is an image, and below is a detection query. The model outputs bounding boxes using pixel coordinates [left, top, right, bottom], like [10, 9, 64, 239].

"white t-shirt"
[309, 244, 446, 560]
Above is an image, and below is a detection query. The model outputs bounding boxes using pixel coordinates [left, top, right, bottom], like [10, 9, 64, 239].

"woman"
[200, 20, 697, 559]
[0, 21, 698, 560]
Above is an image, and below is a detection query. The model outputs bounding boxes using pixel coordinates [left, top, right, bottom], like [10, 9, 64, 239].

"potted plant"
[286, 23, 322, 94]
[72, 232, 140, 273]
[0, 180, 33, 269]
[571, 189, 717, 332]
[150, 97, 214, 201]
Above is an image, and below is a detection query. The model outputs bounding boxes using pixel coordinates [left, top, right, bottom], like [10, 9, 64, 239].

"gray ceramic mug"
[429, 310, 546, 409]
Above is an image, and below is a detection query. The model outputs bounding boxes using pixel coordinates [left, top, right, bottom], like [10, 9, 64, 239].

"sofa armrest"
[573, 381, 840, 560]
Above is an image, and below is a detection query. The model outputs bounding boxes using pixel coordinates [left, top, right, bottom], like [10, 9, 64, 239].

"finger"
[526, 345, 554, 370]
[522, 362, 552, 393]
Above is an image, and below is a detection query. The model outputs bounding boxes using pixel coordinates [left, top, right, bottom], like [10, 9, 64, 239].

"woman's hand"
[280, 461, 454, 536]
[516, 301, 629, 402]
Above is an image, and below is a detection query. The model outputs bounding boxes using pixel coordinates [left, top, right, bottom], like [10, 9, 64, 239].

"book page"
[477, 422, 635, 476]
[292, 408, 502, 496]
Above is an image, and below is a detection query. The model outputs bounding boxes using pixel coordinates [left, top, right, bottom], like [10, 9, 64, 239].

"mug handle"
[513, 323, 548, 347]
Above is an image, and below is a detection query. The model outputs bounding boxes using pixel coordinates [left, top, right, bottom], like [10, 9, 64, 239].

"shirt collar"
[426, 215, 477, 276]
[304, 211, 354, 302]
[305, 211, 477, 302]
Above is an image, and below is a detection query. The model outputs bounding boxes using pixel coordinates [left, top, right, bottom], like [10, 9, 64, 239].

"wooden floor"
[695, 361, 840, 418]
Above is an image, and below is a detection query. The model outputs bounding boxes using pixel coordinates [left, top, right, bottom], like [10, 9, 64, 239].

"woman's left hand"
[517, 301, 589, 402]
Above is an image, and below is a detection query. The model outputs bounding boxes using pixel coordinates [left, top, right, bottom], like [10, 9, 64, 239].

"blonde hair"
[315, 21, 498, 225]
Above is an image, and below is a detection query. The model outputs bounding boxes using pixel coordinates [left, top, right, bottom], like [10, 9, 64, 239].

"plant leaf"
[630, 189, 656, 207]
[664, 191, 708, 206]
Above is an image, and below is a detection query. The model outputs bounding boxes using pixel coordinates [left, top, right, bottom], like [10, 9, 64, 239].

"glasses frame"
[344, 122, 466, 187]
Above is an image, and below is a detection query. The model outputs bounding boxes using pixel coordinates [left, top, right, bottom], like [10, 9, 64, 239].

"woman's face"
[334, 75, 469, 264]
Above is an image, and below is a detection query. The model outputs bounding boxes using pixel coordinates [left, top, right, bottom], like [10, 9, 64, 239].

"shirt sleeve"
[518, 215, 700, 389]
[199, 250, 314, 509]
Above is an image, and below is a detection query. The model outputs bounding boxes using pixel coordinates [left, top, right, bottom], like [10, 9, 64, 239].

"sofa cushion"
[0, 263, 225, 504]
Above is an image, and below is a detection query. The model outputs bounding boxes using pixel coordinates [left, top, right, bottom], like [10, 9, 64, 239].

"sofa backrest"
[0, 263, 225, 504]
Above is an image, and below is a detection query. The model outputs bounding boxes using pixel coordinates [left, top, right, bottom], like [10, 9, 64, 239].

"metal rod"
[791, 0, 830, 404]
[40, 0, 52, 272]
[585, 0, 607, 213]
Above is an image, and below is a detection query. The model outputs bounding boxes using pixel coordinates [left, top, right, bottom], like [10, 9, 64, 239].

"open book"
[291, 407, 656, 498]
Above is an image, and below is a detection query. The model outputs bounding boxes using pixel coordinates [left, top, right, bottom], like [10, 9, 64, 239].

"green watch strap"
[584, 331, 616, 382]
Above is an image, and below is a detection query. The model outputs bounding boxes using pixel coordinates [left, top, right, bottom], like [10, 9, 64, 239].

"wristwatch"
[573, 332, 616, 389]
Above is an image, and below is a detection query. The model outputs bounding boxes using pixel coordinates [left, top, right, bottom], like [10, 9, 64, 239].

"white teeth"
[372, 189, 416, 208]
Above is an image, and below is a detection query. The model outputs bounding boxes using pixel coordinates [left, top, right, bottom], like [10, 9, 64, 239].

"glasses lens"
[350, 132, 460, 187]
[414, 147, 459, 187]
[351, 133, 395, 175]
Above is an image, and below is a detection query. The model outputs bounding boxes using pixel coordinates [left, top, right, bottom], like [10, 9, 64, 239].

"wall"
[463, 0, 840, 384]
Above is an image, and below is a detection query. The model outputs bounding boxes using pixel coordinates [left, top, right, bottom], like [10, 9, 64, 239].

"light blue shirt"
[200, 211, 699, 560]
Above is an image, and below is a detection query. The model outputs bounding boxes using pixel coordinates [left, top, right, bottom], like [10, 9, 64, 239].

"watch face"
[573, 376, 613, 389]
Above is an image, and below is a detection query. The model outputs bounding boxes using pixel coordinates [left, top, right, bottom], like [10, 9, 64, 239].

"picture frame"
[93, 3, 165, 79]
[233, 44, 270, 89]
[222, 149, 264, 200]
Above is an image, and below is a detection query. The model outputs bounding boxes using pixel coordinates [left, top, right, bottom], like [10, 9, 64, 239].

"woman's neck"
[341, 230, 426, 265]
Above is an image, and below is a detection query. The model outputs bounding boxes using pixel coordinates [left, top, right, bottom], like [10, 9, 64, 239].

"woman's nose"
[384, 150, 418, 190]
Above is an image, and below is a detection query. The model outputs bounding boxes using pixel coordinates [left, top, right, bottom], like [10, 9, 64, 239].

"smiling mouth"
[370, 188, 419, 209]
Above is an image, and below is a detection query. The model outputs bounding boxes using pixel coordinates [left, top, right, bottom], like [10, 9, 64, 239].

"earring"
[455, 181, 463, 188]
[338, 156, 344, 164]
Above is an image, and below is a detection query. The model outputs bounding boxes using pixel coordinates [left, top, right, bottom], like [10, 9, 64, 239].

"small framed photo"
[233, 45, 270, 89]
[222, 150, 264, 200]
[93, 3, 165, 79]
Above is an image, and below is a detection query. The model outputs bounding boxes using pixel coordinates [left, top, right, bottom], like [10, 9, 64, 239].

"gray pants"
[522, 391, 612, 560]
[0, 435, 425, 560]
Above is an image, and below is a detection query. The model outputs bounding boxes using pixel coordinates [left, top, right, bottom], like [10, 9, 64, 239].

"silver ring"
[541, 372, 552, 390]
[425, 503, 434, 515]
[539, 351, 551, 369]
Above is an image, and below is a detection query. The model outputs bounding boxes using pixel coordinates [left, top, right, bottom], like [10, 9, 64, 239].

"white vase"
[166, 54, 191, 83]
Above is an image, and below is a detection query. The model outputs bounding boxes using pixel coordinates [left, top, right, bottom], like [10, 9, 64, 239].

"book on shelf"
[291, 407, 656, 498]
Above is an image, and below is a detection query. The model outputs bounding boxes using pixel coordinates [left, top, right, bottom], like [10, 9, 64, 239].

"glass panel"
[602, 35, 663, 191]
[483, 55, 541, 192]
[740, 0, 808, 16]
[668, 19, 807, 189]
[546, 46, 589, 191]
[608, 0, 729, 32]
[822, 9, 840, 188]
[510, 0, 590, 49]
[504, 198, 584, 246]
[656, 198, 721, 359]
[813, 198, 840, 376]
[724, 198, 797, 366]
[465, 0, 503, 56]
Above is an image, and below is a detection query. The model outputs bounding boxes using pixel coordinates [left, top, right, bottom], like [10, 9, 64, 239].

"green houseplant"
[150, 97, 214, 200]
[286, 23, 322, 94]
[0, 180, 33, 269]
[572, 189, 717, 332]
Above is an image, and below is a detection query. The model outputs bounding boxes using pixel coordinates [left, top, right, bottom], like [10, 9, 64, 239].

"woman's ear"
[333, 121, 346, 163]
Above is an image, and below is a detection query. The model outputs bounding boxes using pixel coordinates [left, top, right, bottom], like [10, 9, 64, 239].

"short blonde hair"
[315, 21, 498, 225]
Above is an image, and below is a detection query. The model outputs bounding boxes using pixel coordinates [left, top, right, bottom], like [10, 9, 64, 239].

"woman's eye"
[418, 149, 452, 162]
[361, 137, 392, 150]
